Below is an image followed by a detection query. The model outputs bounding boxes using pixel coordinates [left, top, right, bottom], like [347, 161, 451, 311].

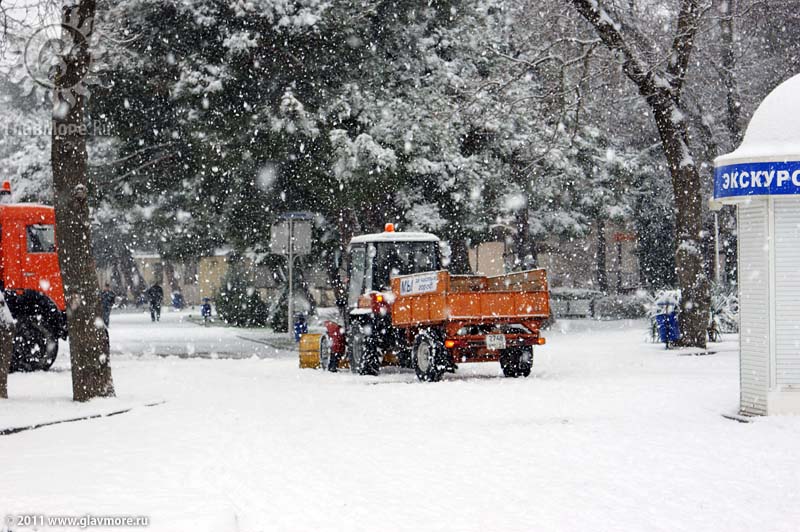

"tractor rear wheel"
[518, 347, 533, 377]
[413, 332, 447, 382]
[12, 320, 58, 372]
[348, 322, 380, 376]
[500, 348, 532, 378]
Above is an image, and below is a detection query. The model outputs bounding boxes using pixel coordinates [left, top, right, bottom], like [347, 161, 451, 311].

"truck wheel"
[500, 348, 533, 378]
[500, 350, 519, 377]
[413, 333, 446, 382]
[12, 320, 58, 372]
[348, 322, 380, 376]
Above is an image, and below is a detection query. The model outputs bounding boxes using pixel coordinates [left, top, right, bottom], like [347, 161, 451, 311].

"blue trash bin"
[655, 312, 681, 344]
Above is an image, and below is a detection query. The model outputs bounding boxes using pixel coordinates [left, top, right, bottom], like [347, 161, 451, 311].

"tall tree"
[569, 0, 710, 347]
[0, 292, 14, 399]
[51, 0, 114, 401]
[718, 0, 742, 146]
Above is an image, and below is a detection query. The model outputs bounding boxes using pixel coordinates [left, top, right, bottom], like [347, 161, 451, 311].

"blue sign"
[714, 160, 800, 198]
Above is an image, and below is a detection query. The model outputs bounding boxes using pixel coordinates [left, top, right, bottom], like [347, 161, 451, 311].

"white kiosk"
[714, 73, 800, 416]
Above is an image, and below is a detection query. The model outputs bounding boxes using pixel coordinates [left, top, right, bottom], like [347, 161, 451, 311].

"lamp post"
[708, 198, 723, 286]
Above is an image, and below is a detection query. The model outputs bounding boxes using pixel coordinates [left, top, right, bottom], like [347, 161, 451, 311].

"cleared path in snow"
[106, 308, 296, 360]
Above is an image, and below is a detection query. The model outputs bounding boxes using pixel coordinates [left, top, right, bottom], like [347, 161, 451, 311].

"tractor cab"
[346, 224, 442, 309]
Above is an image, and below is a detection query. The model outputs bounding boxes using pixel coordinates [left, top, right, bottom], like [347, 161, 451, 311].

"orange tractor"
[300, 225, 550, 381]
[0, 185, 68, 371]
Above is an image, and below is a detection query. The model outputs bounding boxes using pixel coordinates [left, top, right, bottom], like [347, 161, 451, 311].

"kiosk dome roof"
[716, 73, 800, 165]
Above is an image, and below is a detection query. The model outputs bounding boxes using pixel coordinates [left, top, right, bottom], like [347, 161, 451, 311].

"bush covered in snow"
[710, 283, 739, 333]
[215, 271, 269, 328]
[650, 289, 681, 316]
[644, 285, 738, 332]
[268, 295, 289, 333]
[594, 291, 651, 320]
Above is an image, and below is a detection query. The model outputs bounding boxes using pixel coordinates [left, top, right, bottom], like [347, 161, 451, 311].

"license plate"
[485, 334, 506, 350]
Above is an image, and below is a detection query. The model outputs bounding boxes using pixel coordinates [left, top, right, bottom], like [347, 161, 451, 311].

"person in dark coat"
[172, 290, 185, 310]
[100, 283, 116, 327]
[200, 297, 212, 325]
[146, 283, 164, 322]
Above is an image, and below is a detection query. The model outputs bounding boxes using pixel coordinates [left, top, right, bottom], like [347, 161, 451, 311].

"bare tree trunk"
[0, 294, 13, 399]
[120, 249, 146, 302]
[164, 261, 181, 294]
[152, 261, 165, 287]
[571, 0, 709, 347]
[514, 202, 537, 270]
[719, 0, 742, 146]
[110, 262, 123, 294]
[51, 0, 114, 401]
[296, 269, 318, 315]
[649, 93, 711, 348]
[596, 218, 608, 292]
[0, 328, 11, 399]
[717, 0, 741, 287]
[330, 208, 358, 313]
[448, 234, 471, 274]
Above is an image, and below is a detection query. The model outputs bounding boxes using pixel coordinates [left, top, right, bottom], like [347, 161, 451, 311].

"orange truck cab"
[0, 202, 68, 371]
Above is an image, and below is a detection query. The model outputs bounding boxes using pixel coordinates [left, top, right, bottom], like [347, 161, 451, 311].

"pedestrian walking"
[100, 283, 116, 327]
[172, 290, 185, 310]
[146, 283, 164, 322]
[200, 297, 212, 326]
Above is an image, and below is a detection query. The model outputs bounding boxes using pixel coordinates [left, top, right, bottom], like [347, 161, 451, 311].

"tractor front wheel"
[413, 332, 447, 382]
[348, 322, 380, 376]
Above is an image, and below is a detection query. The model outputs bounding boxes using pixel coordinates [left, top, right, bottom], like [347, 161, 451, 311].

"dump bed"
[390, 269, 549, 328]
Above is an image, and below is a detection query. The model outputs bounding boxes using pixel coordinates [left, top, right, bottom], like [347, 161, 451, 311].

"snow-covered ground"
[2, 313, 799, 532]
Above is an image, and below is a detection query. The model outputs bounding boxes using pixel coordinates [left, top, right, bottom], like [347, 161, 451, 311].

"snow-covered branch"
[665, 0, 704, 100]
[569, 0, 663, 97]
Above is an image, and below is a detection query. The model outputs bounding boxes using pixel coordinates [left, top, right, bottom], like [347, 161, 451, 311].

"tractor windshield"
[347, 245, 367, 307]
[372, 241, 439, 291]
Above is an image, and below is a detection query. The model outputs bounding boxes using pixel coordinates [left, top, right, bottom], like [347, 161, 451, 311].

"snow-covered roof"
[132, 252, 161, 260]
[0, 203, 52, 211]
[716, 73, 800, 165]
[350, 231, 440, 245]
[133, 248, 233, 260]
